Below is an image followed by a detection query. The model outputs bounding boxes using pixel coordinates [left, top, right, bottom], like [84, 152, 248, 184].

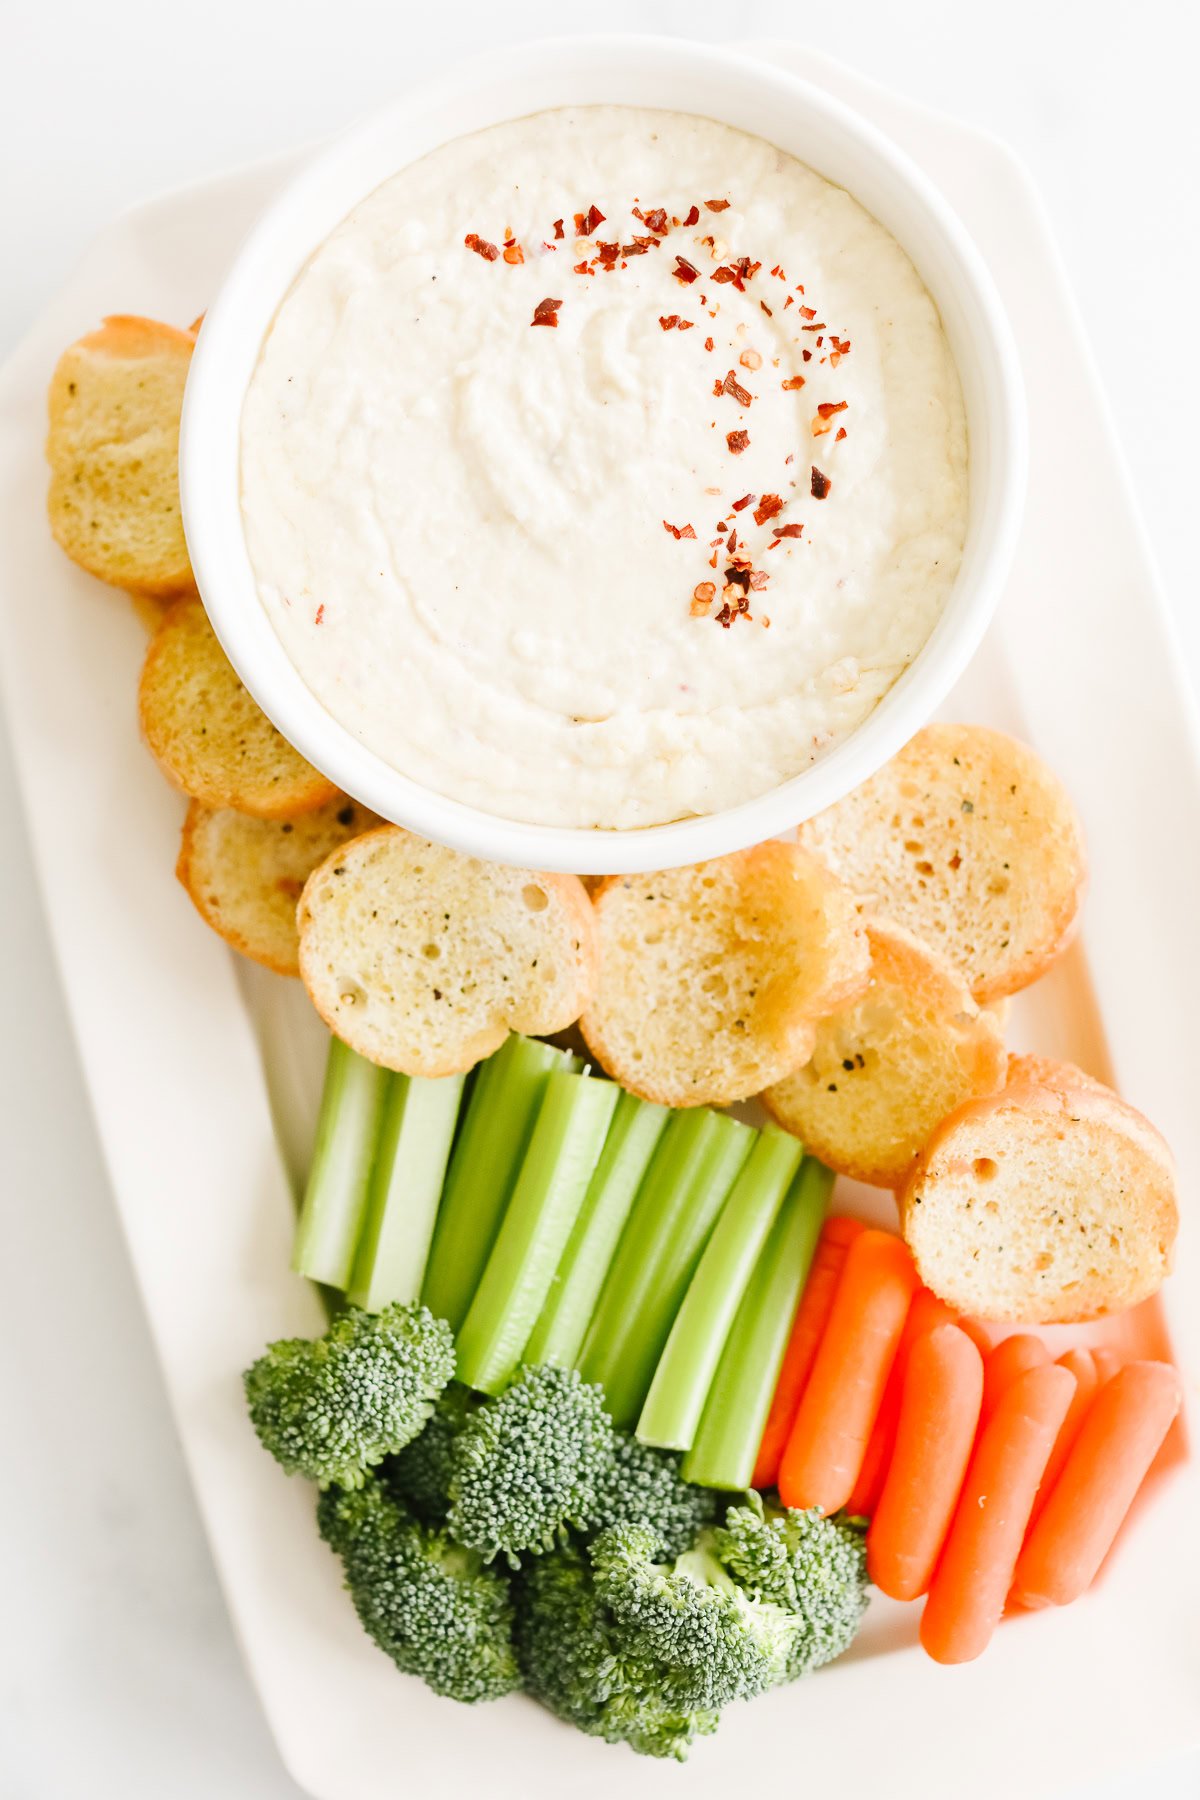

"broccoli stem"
[579, 1110, 755, 1429]
[346, 1072, 466, 1312]
[455, 1071, 620, 1394]
[292, 1036, 390, 1289]
[636, 1125, 804, 1452]
[523, 1089, 669, 1371]
[682, 1158, 834, 1491]
[422, 1035, 569, 1331]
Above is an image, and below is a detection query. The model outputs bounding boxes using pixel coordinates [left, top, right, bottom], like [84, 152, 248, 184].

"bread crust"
[297, 826, 599, 1077]
[138, 598, 338, 818]
[899, 1058, 1178, 1322]
[798, 723, 1087, 1004]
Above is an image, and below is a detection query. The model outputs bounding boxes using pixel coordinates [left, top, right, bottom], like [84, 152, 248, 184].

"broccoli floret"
[592, 1431, 721, 1556]
[386, 1383, 476, 1522]
[715, 1494, 870, 1678]
[243, 1302, 454, 1489]
[317, 1478, 520, 1703]
[447, 1365, 615, 1565]
[589, 1522, 794, 1711]
[514, 1540, 719, 1760]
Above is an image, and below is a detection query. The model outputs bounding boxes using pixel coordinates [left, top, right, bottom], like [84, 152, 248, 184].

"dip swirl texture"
[240, 107, 969, 830]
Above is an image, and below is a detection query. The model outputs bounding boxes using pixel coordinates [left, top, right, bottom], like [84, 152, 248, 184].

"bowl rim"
[179, 32, 1027, 874]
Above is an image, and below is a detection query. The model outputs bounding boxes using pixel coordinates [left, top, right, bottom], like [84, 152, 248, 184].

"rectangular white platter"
[0, 40, 1197, 1800]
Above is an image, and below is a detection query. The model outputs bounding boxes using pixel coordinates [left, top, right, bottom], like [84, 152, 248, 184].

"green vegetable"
[589, 1522, 794, 1711]
[514, 1540, 719, 1760]
[637, 1126, 804, 1451]
[683, 1159, 833, 1490]
[347, 1072, 465, 1312]
[455, 1071, 619, 1393]
[386, 1383, 476, 1523]
[592, 1430, 720, 1558]
[292, 1037, 389, 1288]
[715, 1493, 869, 1679]
[318, 1478, 520, 1703]
[243, 1302, 454, 1488]
[524, 1089, 669, 1370]
[421, 1035, 567, 1331]
[579, 1109, 755, 1428]
[447, 1364, 615, 1565]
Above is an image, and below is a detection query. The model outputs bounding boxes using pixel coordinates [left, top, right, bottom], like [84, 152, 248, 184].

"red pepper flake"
[531, 296, 562, 328]
[799, 304, 816, 319]
[722, 369, 753, 407]
[659, 314, 680, 331]
[464, 232, 499, 261]
[781, 375, 806, 391]
[770, 264, 783, 278]
[595, 241, 621, 270]
[801, 322, 826, 332]
[704, 335, 714, 352]
[727, 429, 750, 454]
[574, 204, 606, 236]
[573, 260, 591, 275]
[801, 348, 813, 362]
[836, 425, 848, 441]
[682, 203, 701, 227]
[642, 206, 669, 235]
[663, 519, 697, 540]
[749, 570, 770, 590]
[730, 493, 754, 512]
[553, 218, 565, 240]
[705, 198, 731, 212]
[502, 234, 525, 265]
[817, 401, 849, 418]
[772, 522, 805, 539]
[673, 256, 700, 284]
[753, 494, 784, 526]
[727, 530, 739, 554]
[811, 466, 832, 500]
[314, 604, 325, 625]
[709, 551, 719, 567]
[760, 301, 773, 317]
[783, 295, 795, 310]
[678, 319, 695, 331]
[712, 378, 726, 398]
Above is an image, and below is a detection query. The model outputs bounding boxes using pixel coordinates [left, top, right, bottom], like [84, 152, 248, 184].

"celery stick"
[455, 1071, 620, 1394]
[578, 1109, 755, 1429]
[636, 1125, 804, 1452]
[682, 1158, 834, 1491]
[421, 1034, 567, 1330]
[523, 1090, 669, 1370]
[346, 1072, 466, 1312]
[291, 1036, 390, 1289]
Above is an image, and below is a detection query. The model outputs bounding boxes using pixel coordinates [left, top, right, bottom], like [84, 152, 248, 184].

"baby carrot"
[752, 1215, 866, 1489]
[846, 1288, 957, 1517]
[920, 1361, 1076, 1663]
[1023, 1349, 1098, 1534]
[980, 1334, 1048, 1427]
[1011, 1360, 1182, 1610]
[778, 1229, 920, 1515]
[867, 1323, 984, 1601]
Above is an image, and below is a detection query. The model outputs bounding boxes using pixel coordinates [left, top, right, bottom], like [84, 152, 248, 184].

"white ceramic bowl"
[180, 34, 1026, 874]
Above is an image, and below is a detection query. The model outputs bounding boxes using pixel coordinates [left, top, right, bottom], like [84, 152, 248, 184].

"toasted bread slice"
[297, 827, 598, 1076]
[139, 598, 337, 817]
[798, 723, 1086, 1004]
[177, 795, 382, 976]
[47, 315, 195, 596]
[580, 843, 869, 1107]
[899, 1058, 1178, 1322]
[763, 919, 1006, 1188]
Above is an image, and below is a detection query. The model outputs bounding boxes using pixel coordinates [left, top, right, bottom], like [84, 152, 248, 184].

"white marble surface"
[1, 4, 1197, 1795]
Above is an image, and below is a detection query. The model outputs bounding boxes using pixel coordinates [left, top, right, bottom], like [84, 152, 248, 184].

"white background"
[2, 3, 1197, 1796]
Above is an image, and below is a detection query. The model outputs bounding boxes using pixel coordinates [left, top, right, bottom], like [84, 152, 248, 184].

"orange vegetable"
[778, 1229, 920, 1515]
[920, 1361, 1076, 1663]
[867, 1323, 984, 1600]
[846, 1288, 956, 1516]
[1011, 1360, 1182, 1609]
[752, 1215, 866, 1489]
[1024, 1349, 1098, 1534]
[980, 1334, 1047, 1426]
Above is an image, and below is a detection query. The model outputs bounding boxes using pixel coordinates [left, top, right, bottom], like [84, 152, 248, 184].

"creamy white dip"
[241, 107, 968, 830]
